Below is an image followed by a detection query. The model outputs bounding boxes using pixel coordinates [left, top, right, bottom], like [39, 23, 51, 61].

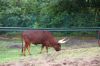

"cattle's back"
[22, 30, 55, 44]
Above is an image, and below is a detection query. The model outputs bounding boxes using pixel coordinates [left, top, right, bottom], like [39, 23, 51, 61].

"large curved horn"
[58, 38, 69, 44]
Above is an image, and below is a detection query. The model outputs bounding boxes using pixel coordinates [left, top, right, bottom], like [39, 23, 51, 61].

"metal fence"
[0, 27, 100, 32]
[0, 27, 100, 44]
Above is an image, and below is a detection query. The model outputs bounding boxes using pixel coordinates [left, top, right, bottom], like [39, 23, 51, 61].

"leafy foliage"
[0, 0, 100, 28]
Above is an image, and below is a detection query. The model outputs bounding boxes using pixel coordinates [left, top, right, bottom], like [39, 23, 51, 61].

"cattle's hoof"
[29, 54, 32, 55]
[39, 52, 42, 54]
[23, 55, 26, 56]
[20, 54, 23, 56]
[20, 52, 26, 56]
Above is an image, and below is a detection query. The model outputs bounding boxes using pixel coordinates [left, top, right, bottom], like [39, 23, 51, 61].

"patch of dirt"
[8, 45, 22, 49]
[64, 38, 98, 49]
[0, 36, 19, 40]
[0, 55, 100, 66]
[0, 36, 9, 40]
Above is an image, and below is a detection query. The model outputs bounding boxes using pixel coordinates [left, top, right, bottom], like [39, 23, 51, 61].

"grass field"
[0, 38, 100, 65]
[0, 39, 58, 63]
[0, 40, 21, 63]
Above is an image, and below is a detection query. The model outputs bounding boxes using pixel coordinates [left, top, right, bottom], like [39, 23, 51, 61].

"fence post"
[97, 31, 100, 46]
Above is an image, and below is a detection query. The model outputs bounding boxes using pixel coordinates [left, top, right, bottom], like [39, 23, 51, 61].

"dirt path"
[0, 56, 100, 66]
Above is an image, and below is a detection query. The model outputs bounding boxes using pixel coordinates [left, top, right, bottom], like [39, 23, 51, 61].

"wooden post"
[97, 31, 100, 46]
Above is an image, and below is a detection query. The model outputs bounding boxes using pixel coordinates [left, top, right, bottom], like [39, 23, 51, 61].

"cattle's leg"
[27, 44, 31, 55]
[23, 42, 30, 56]
[23, 46, 26, 56]
[98, 40, 100, 46]
[46, 46, 48, 53]
[40, 45, 44, 53]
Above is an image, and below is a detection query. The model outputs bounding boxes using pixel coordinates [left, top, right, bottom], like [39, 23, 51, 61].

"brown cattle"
[22, 30, 63, 56]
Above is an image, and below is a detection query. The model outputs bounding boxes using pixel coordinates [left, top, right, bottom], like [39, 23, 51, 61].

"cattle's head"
[53, 37, 70, 51]
[53, 43, 61, 51]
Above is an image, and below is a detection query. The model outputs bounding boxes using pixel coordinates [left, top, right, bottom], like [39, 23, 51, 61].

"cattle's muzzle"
[54, 43, 61, 51]
[56, 48, 61, 51]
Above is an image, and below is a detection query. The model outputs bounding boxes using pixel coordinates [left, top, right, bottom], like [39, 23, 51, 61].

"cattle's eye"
[58, 43, 61, 47]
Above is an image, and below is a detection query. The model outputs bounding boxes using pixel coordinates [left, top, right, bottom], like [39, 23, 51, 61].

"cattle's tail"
[21, 33, 24, 53]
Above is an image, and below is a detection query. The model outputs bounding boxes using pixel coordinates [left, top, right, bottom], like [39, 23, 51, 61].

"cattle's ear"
[58, 38, 69, 44]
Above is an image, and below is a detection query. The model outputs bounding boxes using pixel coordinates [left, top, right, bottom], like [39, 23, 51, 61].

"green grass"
[0, 40, 100, 63]
[0, 40, 52, 63]
[0, 40, 20, 63]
